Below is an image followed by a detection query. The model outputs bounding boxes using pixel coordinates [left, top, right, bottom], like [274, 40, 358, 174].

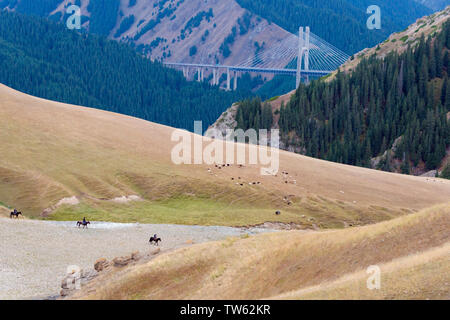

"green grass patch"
[46, 196, 301, 227]
[44, 193, 399, 229]
[0, 201, 11, 209]
[415, 24, 426, 33]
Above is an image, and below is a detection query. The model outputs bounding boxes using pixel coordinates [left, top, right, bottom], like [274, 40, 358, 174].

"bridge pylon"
[212, 68, 217, 86]
[296, 26, 310, 88]
[164, 24, 348, 89]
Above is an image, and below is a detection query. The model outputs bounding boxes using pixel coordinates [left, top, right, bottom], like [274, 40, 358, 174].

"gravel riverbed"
[0, 218, 274, 299]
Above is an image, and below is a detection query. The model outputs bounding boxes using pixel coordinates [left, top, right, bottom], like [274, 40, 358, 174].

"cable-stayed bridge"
[163, 27, 350, 90]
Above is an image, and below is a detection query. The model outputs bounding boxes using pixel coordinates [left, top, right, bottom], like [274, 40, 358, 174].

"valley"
[1, 84, 449, 228]
[0, 1, 449, 303]
[0, 82, 449, 300]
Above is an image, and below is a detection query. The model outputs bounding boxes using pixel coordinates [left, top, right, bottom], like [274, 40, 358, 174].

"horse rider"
[13, 208, 18, 215]
[82, 217, 87, 225]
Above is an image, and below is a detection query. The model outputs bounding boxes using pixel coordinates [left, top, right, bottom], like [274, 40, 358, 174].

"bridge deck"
[163, 62, 332, 76]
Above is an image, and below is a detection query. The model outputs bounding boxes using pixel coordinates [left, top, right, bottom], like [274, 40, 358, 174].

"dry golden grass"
[0, 204, 9, 217]
[1, 84, 450, 227]
[271, 243, 450, 300]
[71, 203, 450, 300]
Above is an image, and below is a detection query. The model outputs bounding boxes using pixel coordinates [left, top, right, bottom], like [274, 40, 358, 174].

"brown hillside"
[70, 203, 450, 300]
[1, 83, 450, 228]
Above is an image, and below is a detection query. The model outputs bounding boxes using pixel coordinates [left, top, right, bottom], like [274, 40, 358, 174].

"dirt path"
[0, 218, 273, 299]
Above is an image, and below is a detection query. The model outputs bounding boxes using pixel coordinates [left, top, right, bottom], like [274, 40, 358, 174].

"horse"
[149, 235, 161, 246]
[10, 211, 23, 219]
[77, 220, 90, 229]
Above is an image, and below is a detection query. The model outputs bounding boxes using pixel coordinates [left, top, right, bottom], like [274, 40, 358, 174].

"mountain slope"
[1, 0, 435, 64]
[0, 0, 436, 97]
[235, 0, 432, 54]
[69, 203, 450, 300]
[334, 6, 450, 78]
[212, 9, 450, 176]
[272, 241, 450, 299]
[275, 15, 450, 175]
[1, 0, 293, 68]
[111, 0, 290, 68]
[2, 83, 450, 227]
[0, 9, 250, 131]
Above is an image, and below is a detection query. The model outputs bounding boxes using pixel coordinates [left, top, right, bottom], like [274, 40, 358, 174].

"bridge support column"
[233, 71, 238, 91]
[212, 68, 216, 85]
[226, 68, 231, 91]
[296, 26, 310, 88]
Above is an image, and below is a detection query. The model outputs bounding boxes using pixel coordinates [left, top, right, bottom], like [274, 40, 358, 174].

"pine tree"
[440, 162, 450, 179]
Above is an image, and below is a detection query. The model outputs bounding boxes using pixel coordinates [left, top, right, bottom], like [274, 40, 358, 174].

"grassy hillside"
[70, 203, 450, 300]
[0, 202, 10, 217]
[272, 243, 449, 299]
[2, 84, 450, 227]
[276, 16, 450, 175]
